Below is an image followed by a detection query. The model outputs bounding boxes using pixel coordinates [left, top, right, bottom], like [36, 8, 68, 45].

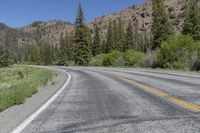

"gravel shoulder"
[0, 68, 68, 133]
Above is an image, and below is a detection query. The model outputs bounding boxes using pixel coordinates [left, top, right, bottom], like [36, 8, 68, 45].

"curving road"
[20, 67, 200, 133]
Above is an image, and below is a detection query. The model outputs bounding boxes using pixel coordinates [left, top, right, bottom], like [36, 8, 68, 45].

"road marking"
[112, 74, 200, 113]
[11, 69, 71, 133]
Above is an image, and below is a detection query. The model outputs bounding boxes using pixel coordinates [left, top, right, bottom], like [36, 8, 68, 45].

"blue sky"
[0, 0, 144, 28]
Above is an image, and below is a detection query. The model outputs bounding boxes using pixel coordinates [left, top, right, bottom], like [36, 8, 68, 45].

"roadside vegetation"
[1, 0, 200, 72]
[0, 65, 53, 112]
[89, 50, 145, 67]
[157, 35, 200, 70]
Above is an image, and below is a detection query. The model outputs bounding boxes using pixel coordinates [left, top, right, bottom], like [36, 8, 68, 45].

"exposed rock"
[88, 0, 189, 37]
[20, 20, 74, 45]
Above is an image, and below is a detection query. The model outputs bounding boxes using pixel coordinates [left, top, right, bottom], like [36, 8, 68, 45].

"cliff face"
[88, 0, 188, 37]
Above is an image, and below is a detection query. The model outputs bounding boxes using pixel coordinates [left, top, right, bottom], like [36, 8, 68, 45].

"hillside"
[89, 0, 188, 37]
[0, 0, 196, 46]
[21, 20, 74, 45]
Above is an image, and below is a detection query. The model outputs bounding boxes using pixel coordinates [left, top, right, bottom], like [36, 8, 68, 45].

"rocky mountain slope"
[0, 0, 198, 46]
[89, 0, 188, 37]
[21, 20, 74, 45]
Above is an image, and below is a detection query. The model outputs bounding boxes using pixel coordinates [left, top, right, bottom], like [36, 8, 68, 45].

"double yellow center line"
[112, 73, 200, 113]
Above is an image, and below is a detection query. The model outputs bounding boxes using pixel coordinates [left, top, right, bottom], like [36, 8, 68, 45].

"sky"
[0, 0, 144, 28]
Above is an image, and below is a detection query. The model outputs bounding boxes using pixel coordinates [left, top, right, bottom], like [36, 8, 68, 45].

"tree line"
[1, 0, 200, 69]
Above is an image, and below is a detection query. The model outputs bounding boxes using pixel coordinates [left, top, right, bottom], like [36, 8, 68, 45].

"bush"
[102, 51, 124, 67]
[64, 60, 75, 66]
[89, 54, 106, 66]
[124, 50, 145, 67]
[17, 71, 24, 79]
[89, 50, 146, 67]
[143, 50, 160, 68]
[157, 35, 200, 70]
[193, 49, 200, 70]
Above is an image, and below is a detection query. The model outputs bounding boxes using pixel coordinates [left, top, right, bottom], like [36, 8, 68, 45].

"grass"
[0, 65, 53, 112]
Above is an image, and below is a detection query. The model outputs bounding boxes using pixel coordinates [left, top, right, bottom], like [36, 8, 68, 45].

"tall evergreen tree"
[142, 33, 151, 53]
[28, 45, 40, 64]
[74, 3, 91, 65]
[65, 33, 74, 61]
[75, 3, 84, 25]
[113, 20, 118, 50]
[105, 20, 114, 53]
[101, 39, 107, 54]
[58, 32, 74, 65]
[124, 22, 134, 52]
[58, 32, 67, 65]
[92, 23, 101, 56]
[0, 43, 8, 67]
[182, 0, 200, 40]
[151, 0, 173, 49]
[52, 45, 59, 63]
[117, 18, 125, 52]
[41, 42, 52, 65]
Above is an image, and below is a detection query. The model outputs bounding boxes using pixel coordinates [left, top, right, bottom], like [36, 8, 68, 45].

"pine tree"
[41, 42, 52, 65]
[65, 33, 74, 61]
[0, 43, 8, 67]
[75, 3, 84, 25]
[52, 45, 59, 63]
[58, 33, 67, 65]
[142, 33, 151, 53]
[50, 45, 58, 64]
[124, 22, 134, 52]
[74, 3, 91, 66]
[113, 20, 118, 50]
[151, 0, 173, 49]
[28, 45, 40, 64]
[92, 23, 101, 56]
[102, 39, 107, 54]
[117, 18, 125, 52]
[105, 20, 114, 53]
[58, 32, 74, 65]
[182, 0, 200, 40]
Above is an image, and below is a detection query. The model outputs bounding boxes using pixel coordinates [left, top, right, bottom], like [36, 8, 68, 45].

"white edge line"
[10, 69, 71, 133]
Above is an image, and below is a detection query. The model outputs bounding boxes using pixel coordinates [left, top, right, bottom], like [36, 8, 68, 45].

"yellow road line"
[112, 73, 200, 113]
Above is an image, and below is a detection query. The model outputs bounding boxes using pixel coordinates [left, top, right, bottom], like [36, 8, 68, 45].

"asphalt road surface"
[19, 67, 200, 133]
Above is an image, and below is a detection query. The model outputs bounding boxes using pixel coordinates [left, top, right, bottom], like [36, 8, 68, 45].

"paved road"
[21, 67, 200, 133]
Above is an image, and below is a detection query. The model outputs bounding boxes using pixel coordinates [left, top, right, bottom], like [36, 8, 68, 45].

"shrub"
[64, 60, 75, 66]
[143, 50, 160, 68]
[89, 54, 106, 66]
[89, 50, 146, 67]
[157, 35, 200, 70]
[193, 47, 200, 70]
[102, 51, 124, 67]
[124, 50, 145, 67]
[17, 71, 24, 79]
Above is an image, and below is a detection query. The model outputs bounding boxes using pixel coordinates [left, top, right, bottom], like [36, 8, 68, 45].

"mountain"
[89, 0, 188, 37]
[0, 0, 198, 47]
[20, 20, 74, 45]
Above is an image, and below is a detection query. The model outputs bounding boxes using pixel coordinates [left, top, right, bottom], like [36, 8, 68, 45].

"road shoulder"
[0, 69, 68, 133]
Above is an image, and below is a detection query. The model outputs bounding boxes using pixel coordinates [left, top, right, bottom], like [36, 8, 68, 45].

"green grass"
[0, 65, 53, 112]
